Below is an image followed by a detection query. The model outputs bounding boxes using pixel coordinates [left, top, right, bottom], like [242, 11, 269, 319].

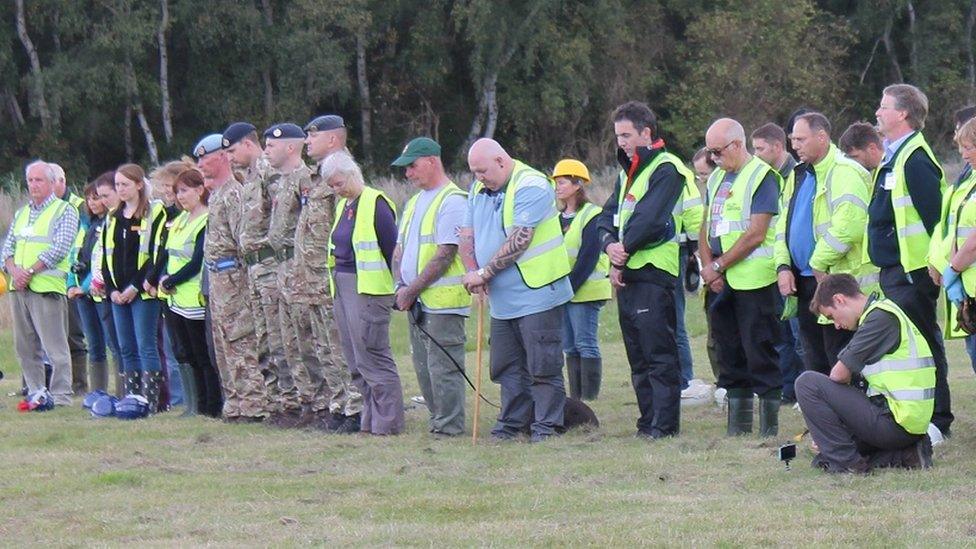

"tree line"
[2, 0, 976, 185]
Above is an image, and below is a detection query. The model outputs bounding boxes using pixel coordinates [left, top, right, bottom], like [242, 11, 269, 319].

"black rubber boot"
[726, 390, 754, 436]
[178, 363, 198, 417]
[143, 371, 163, 414]
[759, 393, 780, 437]
[123, 371, 142, 397]
[565, 355, 582, 400]
[580, 357, 602, 400]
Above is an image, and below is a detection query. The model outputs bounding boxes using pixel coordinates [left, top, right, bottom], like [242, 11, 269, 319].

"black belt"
[275, 246, 295, 262]
[243, 246, 276, 266]
[207, 257, 242, 273]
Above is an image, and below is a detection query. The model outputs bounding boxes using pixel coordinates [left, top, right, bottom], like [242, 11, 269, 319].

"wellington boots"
[178, 363, 198, 417]
[123, 371, 143, 397]
[88, 361, 109, 393]
[759, 396, 780, 437]
[71, 354, 89, 395]
[726, 393, 754, 436]
[144, 370, 163, 414]
[115, 370, 126, 398]
[565, 355, 582, 400]
[580, 357, 602, 401]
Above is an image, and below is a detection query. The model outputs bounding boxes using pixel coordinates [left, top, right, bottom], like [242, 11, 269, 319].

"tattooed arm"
[392, 243, 404, 288]
[459, 227, 478, 271]
[397, 244, 458, 311]
[482, 225, 534, 280]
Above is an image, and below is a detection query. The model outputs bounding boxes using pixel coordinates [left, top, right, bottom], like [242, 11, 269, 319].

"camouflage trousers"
[290, 299, 364, 415]
[248, 260, 300, 413]
[209, 267, 268, 419]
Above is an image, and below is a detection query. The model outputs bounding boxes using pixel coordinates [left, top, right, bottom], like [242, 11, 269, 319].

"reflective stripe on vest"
[165, 211, 208, 309]
[616, 152, 686, 276]
[860, 299, 936, 435]
[564, 202, 611, 303]
[330, 187, 396, 296]
[398, 182, 470, 310]
[103, 200, 165, 299]
[11, 199, 71, 294]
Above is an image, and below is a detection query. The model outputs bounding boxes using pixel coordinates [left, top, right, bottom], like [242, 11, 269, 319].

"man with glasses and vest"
[460, 138, 572, 443]
[796, 273, 934, 473]
[595, 101, 688, 439]
[867, 83, 951, 438]
[699, 118, 783, 437]
[2, 160, 80, 405]
[392, 137, 470, 438]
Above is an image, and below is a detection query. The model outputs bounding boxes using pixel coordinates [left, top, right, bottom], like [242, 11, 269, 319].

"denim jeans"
[95, 299, 122, 367]
[562, 301, 603, 359]
[76, 296, 107, 363]
[112, 298, 162, 374]
[967, 335, 976, 375]
[161, 316, 183, 405]
[675, 246, 694, 389]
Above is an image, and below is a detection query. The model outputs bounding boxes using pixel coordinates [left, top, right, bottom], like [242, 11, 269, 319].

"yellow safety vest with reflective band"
[672, 162, 703, 245]
[471, 160, 571, 289]
[705, 156, 779, 290]
[11, 199, 72, 294]
[165, 211, 208, 309]
[866, 132, 946, 273]
[616, 152, 687, 276]
[564, 203, 611, 302]
[103, 200, 166, 300]
[859, 299, 935, 435]
[398, 183, 470, 310]
[941, 169, 976, 338]
[330, 187, 397, 296]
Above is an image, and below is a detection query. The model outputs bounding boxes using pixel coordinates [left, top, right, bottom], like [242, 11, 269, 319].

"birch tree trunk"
[158, 0, 174, 142]
[356, 32, 373, 164]
[15, 0, 56, 134]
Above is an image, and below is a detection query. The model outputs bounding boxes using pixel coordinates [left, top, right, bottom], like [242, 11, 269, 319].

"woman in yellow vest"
[159, 168, 223, 418]
[936, 118, 976, 334]
[101, 163, 167, 411]
[91, 172, 126, 396]
[325, 151, 404, 435]
[552, 159, 610, 401]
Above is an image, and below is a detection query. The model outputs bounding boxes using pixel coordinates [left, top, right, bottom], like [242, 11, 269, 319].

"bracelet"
[950, 261, 963, 274]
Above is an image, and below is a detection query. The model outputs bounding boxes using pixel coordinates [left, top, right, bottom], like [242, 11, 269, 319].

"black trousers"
[795, 371, 921, 472]
[707, 283, 782, 397]
[796, 275, 853, 375]
[880, 266, 953, 434]
[618, 280, 680, 437]
[167, 310, 223, 417]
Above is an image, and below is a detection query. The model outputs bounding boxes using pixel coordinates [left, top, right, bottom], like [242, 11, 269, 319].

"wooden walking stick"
[472, 294, 485, 444]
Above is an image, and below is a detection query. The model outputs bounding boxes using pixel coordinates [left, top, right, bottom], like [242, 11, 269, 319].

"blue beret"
[221, 122, 256, 148]
[263, 123, 306, 140]
[304, 115, 345, 132]
[193, 134, 224, 159]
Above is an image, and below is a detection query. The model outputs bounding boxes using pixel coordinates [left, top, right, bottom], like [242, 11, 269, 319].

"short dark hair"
[839, 122, 882, 153]
[954, 105, 976, 128]
[795, 112, 831, 136]
[692, 146, 715, 167]
[612, 101, 658, 139]
[810, 273, 862, 313]
[750, 123, 786, 147]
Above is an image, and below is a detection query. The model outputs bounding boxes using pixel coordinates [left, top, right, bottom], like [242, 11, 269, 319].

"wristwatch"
[711, 260, 723, 274]
[27, 267, 36, 276]
[476, 267, 486, 279]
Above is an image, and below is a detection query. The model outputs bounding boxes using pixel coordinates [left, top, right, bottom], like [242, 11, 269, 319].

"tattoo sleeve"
[407, 244, 458, 294]
[392, 244, 404, 286]
[483, 226, 534, 280]
[459, 227, 478, 271]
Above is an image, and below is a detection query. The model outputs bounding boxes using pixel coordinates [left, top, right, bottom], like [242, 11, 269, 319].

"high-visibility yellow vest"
[398, 182, 471, 310]
[705, 156, 779, 290]
[165, 210, 208, 309]
[330, 186, 397, 296]
[941, 168, 976, 338]
[103, 200, 166, 300]
[674, 166, 704, 245]
[564, 202, 611, 302]
[10, 198, 72, 294]
[471, 160, 571, 288]
[866, 132, 946, 273]
[860, 299, 936, 435]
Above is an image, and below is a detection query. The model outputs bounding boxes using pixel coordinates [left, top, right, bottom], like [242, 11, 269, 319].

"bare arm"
[392, 243, 404, 287]
[459, 227, 478, 271]
[715, 213, 773, 269]
[406, 244, 457, 295]
[829, 361, 852, 384]
[482, 226, 534, 281]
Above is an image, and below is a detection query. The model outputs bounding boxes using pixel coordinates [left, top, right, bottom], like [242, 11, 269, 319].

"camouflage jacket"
[267, 164, 309, 252]
[292, 171, 337, 301]
[238, 158, 280, 255]
[204, 178, 245, 262]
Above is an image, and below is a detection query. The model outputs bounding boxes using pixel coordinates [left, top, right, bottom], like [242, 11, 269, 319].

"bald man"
[699, 118, 783, 437]
[460, 138, 573, 443]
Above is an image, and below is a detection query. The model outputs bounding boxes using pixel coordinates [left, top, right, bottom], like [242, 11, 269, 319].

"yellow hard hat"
[552, 159, 591, 183]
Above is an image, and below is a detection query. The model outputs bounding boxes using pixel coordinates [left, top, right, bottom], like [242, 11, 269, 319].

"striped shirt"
[1, 194, 79, 271]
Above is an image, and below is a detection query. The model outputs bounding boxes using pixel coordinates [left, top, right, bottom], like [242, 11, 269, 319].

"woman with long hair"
[101, 163, 167, 411]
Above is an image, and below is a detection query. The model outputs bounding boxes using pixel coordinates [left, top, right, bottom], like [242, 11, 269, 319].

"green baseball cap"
[391, 137, 441, 167]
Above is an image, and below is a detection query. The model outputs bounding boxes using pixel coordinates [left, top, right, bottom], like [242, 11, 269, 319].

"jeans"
[161, 316, 184, 405]
[562, 301, 603, 359]
[112, 298, 163, 374]
[96, 300, 122, 371]
[967, 336, 976, 375]
[675, 246, 694, 389]
[76, 296, 109, 363]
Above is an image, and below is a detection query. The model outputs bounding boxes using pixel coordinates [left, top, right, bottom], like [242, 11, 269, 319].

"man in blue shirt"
[460, 138, 573, 442]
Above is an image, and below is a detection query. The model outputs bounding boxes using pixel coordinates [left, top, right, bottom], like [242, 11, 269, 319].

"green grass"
[2, 295, 976, 545]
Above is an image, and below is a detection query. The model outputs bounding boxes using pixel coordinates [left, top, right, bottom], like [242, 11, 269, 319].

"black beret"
[263, 123, 306, 140]
[221, 122, 256, 148]
[304, 114, 345, 133]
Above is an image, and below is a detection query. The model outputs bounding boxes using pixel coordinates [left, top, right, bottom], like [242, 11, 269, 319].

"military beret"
[221, 122, 256, 148]
[263, 123, 306, 140]
[304, 114, 345, 133]
[193, 134, 224, 159]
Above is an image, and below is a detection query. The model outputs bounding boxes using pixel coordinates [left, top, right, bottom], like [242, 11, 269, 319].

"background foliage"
[3, 0, 976, 183]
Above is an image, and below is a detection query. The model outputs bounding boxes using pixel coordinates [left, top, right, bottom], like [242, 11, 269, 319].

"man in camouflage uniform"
[195, 133, 268, 423]
[221, 122, 298, 417]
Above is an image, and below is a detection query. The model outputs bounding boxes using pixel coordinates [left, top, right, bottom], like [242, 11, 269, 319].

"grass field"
[2, 293, 976, 546]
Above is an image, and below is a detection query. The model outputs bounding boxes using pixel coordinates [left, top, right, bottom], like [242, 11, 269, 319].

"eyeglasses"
[707, 141, 735, 158]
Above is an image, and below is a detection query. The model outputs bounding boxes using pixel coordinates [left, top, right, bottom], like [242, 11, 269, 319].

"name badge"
[714, 221, 731, 237]
[19, 226, 35, 237]
[612, 214, 620, 227]
[883, 173, 896, 191]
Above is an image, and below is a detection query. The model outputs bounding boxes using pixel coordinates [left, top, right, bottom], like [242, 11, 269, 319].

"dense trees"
[1, 0, 975, 183]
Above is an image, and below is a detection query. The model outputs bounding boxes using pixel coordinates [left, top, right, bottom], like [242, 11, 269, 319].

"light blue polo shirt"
[463, 174, 572, 320]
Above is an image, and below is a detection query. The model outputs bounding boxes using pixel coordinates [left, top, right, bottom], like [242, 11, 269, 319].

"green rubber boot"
[178, 363, 198, 417]
[726, 390, 754, 436]
[565, 355, 582, 400]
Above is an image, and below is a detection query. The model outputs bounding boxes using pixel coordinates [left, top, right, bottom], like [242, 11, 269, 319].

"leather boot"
[123, 371, 143, 396]
[565, 355, 582, 400]
[88, 360, 109, 393]
[726, 390, 754, 436]
[759, 395, 780, 437]
[580, 357, 602, 400]
[144, 370, 163, 414]
[178, 363, 198, 417]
